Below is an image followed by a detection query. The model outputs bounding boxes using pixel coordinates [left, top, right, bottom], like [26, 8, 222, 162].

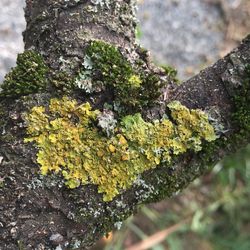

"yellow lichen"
[25, 97, 216, 201]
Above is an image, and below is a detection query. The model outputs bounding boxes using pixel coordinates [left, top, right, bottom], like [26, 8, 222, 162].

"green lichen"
[24, 97, 216, 202]
[75, 40, 164, 113]
[0, 50, 48, 98]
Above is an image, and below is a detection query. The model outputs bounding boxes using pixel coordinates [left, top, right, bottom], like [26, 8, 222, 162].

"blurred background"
[0, 0, 249, 249]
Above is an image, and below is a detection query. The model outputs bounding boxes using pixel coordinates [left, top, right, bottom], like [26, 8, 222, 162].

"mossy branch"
[0, 0, 249, 249]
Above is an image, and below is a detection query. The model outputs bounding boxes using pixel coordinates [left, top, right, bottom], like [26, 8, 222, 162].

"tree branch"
[0, 0, 249, 249]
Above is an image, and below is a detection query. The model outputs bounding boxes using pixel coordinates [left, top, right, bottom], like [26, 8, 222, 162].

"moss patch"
[0, 50, 48, 98]
[50, 71, 74, 93]
[25, 97, 216, 201]
[74, 41, 164, 114]
[232, 64, 250, 132]
[161, 64, 180, 84]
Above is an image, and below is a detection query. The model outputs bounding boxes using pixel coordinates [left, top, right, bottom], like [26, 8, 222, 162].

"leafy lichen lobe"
[25, 97, 216, 201]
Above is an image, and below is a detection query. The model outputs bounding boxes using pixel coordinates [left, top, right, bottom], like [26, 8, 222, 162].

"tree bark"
[0, 0, 249, 249]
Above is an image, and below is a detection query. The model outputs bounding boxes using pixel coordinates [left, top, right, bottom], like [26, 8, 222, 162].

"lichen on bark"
[0, 0, 250, 249]
[24, 96, 216, 201]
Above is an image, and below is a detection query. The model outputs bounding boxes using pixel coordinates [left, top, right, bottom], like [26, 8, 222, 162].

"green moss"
[50, 71, 74, 93]
[128, 74, 142, 88]
[0, 50, 48, 98]
[232, 64, 250, 132]
[24, 97, 216, 202]
[75, 40, 164, 114]
[83, 40, 133, 86]
[161, 64, 180, 84]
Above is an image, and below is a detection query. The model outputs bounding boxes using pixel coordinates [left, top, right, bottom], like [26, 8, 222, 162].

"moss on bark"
[0, 50, 48, 98]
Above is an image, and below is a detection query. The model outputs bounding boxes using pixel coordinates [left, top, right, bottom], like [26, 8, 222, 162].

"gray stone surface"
[0, 0, 25, 83]
[137, 0, 224, 79]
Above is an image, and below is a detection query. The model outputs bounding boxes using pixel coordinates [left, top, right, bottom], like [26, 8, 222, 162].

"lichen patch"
[24, 96, 216, 201]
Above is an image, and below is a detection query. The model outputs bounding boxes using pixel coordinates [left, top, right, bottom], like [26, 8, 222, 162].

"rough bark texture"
[24, 0, 137, 71]
[0, 0, 249, 249]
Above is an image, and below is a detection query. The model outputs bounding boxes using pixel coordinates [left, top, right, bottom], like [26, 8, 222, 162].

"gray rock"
[0, 0, 25, 83]
[137, 0, 225, 80]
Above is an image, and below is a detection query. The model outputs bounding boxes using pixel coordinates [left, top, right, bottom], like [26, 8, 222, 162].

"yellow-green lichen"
[24, 97, 216, 201]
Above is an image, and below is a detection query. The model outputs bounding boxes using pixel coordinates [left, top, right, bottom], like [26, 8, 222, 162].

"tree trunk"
[0, 0, 249, 249]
